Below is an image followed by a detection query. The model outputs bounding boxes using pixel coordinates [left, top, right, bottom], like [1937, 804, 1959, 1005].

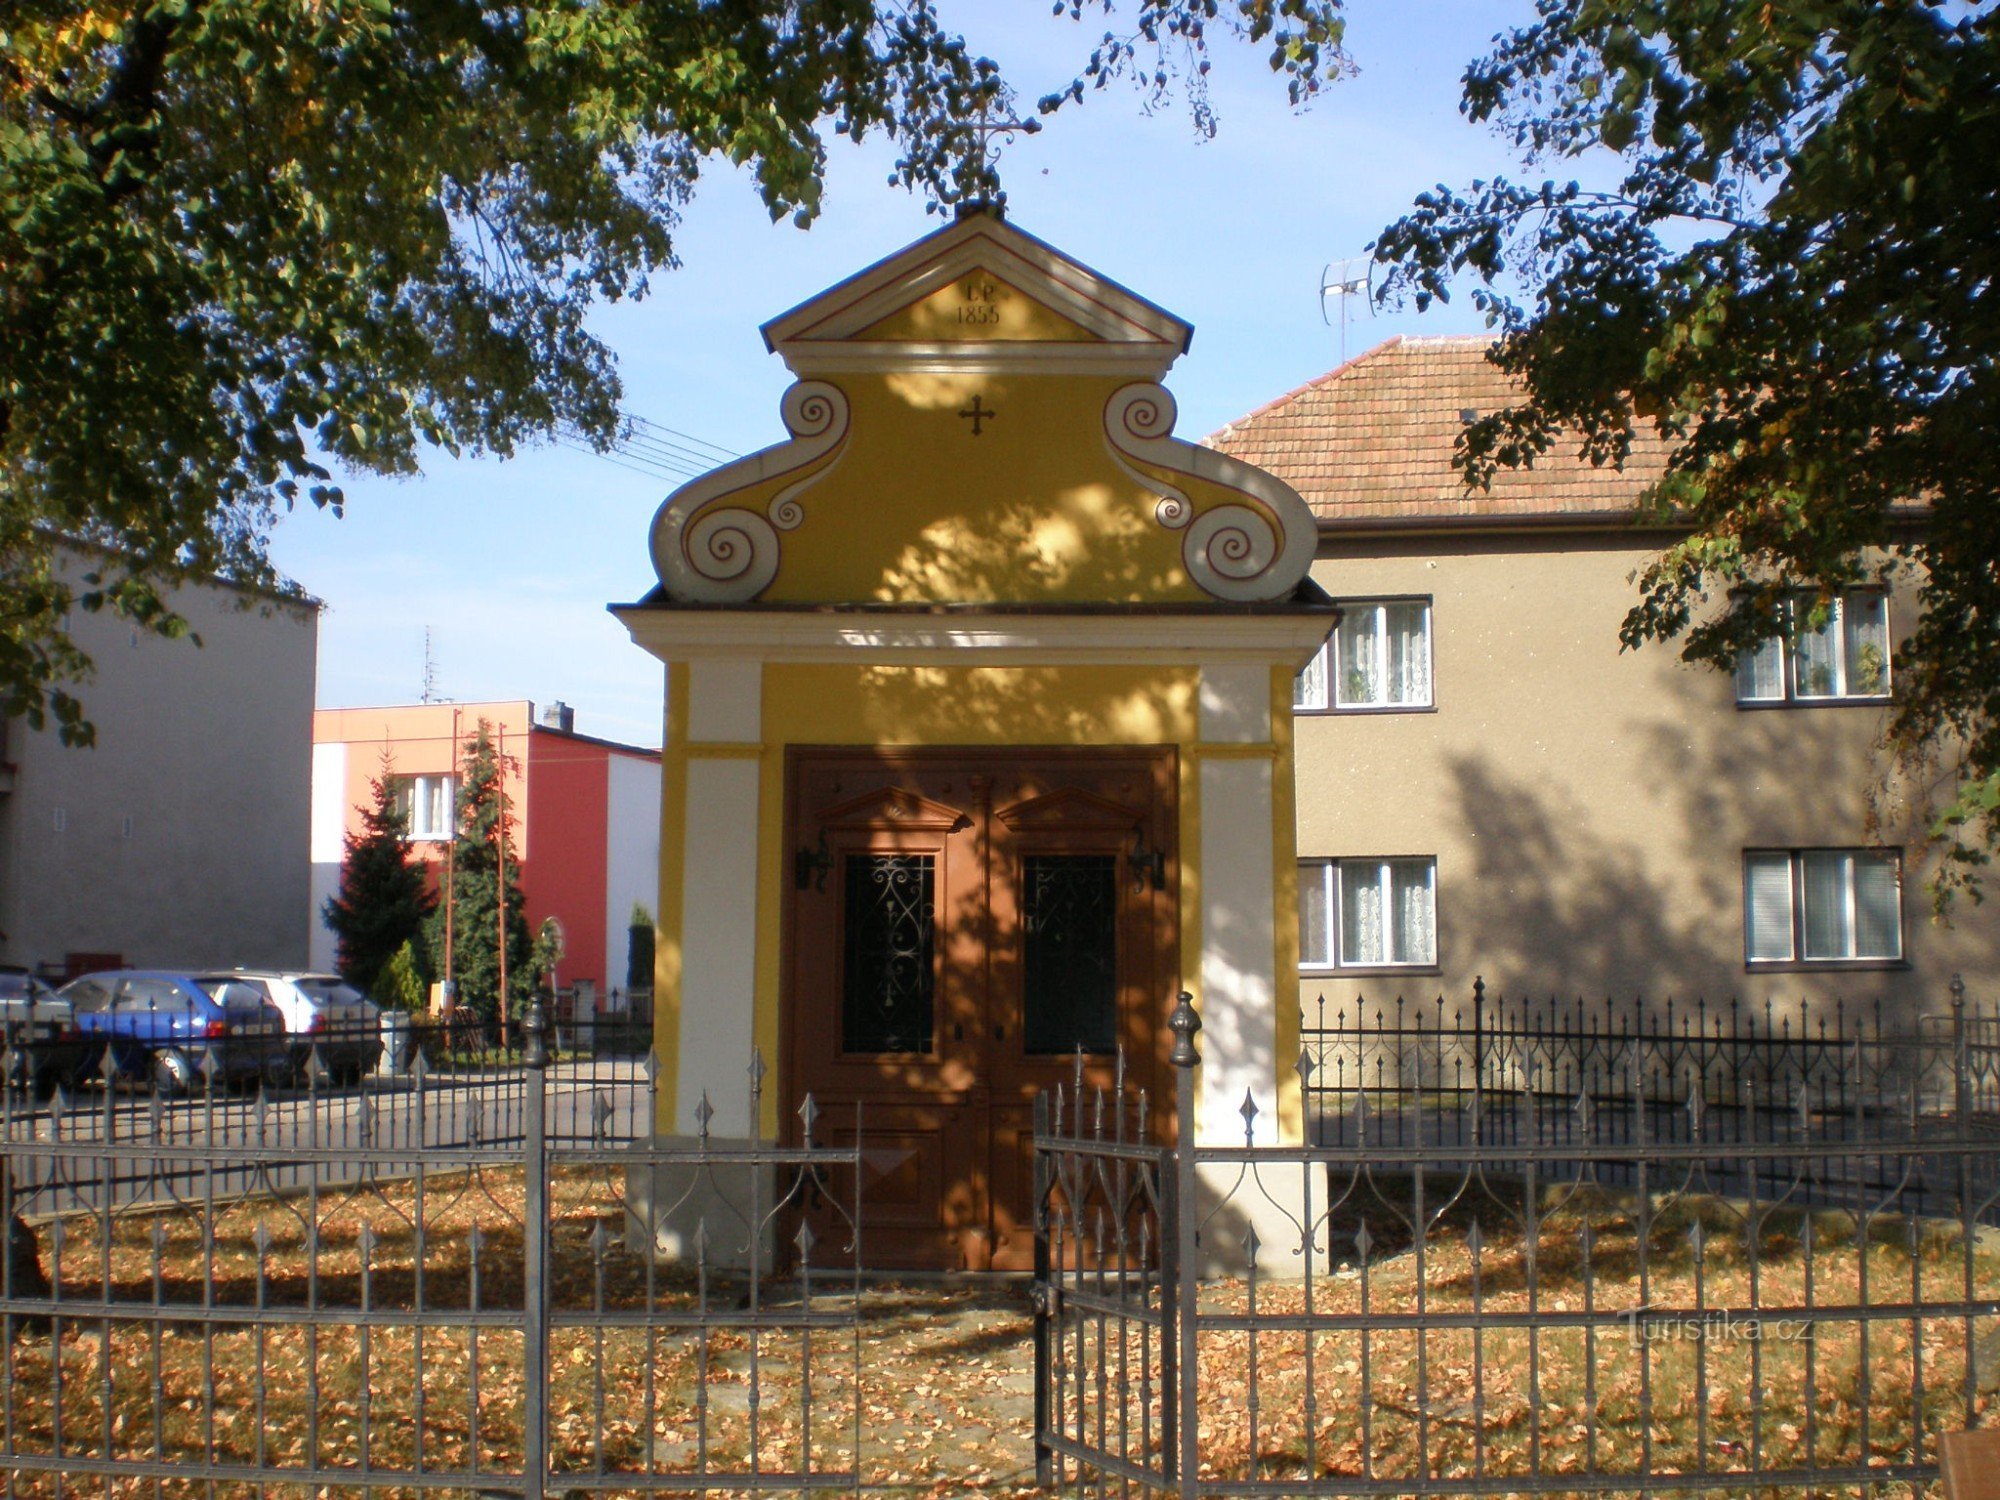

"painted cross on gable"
[958, 395, 995, 436]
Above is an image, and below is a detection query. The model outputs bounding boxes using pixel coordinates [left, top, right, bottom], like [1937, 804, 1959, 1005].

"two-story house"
[1209, 335, 1999, 1016]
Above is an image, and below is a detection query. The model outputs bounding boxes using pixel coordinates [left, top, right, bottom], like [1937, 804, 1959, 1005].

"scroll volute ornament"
[652, 381, 851, 602]
[1102, 381, 1318, 602]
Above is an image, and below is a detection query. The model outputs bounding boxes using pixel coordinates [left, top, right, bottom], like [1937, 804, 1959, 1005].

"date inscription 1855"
[956, 277, 1007, 327]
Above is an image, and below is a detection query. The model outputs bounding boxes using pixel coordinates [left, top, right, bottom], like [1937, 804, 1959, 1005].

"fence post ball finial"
[522, 995, 550, 1069]
[1168, 991, 1202, 1069]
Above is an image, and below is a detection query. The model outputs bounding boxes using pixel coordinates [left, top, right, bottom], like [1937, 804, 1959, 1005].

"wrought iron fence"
[1035, 987, 2000, 1497]
[0, 1004, 864, 1497]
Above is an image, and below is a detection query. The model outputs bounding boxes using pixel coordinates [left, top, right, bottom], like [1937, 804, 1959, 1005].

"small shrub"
[372, 939, 427, 1013]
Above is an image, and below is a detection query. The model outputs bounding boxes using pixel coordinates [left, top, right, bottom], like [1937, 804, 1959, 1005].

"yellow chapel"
[615, 211, 1333, 1271]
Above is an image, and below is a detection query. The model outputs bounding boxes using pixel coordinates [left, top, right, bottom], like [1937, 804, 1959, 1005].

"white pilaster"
[1198, 661, 1270, 743]
[687, 660, 763, 742]
[1196, 755, 1277, 1147]
[676, 757, 761, 1135]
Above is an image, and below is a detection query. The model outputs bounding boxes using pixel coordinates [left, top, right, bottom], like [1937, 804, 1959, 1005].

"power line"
[553, 410, 742, 486]
[552, 430, 700, 483]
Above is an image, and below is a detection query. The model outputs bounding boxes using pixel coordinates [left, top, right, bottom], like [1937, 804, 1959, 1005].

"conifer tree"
[425, 721, 532, 1023]
[322, 759, 436, 995]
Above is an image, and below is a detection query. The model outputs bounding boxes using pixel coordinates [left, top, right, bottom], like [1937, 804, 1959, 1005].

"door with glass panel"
[784, 749, 1177, 1271]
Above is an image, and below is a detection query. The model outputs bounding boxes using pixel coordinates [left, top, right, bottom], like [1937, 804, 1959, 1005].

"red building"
[309, 701, 660, 1009]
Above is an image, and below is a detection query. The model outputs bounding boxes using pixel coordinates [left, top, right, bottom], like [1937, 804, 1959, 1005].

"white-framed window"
[392, 773, 455, 841]
[1294, 599, 1433, 712]
[1743, 849, 1903, 966]
[1299, 857, 1438, 970]
[1735, 592, 1890, 704]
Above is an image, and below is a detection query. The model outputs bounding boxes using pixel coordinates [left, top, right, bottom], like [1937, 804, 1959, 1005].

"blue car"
[60, 971, 292, 1095]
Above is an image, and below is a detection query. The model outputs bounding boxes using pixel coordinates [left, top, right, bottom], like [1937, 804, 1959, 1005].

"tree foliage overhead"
[321, 757, 436, 996]
[0, 0, 1346, 742]
[1375, 1, 2000, 882]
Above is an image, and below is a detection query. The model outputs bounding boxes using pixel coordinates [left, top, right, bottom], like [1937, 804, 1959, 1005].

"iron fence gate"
[1, 1004, 865, 1497]
[1034, 987, 2000, 1497]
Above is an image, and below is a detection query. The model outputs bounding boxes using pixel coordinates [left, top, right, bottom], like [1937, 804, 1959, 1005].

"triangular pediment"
[812, 786, 972, 834]
[994, 786, 1145, 834]
[761, 213, 1191, 378]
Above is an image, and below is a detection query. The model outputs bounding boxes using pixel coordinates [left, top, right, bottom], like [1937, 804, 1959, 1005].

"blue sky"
[266, 1, 1544, 748]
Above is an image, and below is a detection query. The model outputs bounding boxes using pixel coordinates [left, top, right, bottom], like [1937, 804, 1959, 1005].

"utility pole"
[496, 722, 510, 1045]
[442, 706, 460, 1012]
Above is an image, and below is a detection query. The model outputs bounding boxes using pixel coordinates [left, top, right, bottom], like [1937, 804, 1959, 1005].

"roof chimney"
[541, 700, 574, 734]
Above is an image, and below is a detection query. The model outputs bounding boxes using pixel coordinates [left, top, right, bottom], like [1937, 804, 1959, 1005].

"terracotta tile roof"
[1207, 336, 1670, 527]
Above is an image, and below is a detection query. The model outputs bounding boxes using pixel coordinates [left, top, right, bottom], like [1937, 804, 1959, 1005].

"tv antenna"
[1320, 257, 1376, 365]
[421, 627, 442, 704]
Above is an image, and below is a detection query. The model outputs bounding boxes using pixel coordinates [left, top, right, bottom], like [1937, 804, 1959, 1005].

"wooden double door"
[784, 747, 1177, 1271]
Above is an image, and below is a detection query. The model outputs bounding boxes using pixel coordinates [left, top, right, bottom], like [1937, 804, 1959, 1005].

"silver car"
[205, 971, 384, 1086]
[0, 966, 86, 1097]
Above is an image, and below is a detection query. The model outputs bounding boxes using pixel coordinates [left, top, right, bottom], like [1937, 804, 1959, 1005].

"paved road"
[3, 1058, 655, 1218]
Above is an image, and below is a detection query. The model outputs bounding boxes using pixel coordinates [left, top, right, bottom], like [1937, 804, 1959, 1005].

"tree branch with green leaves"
[1375, 0, 2000, 899]
[1, 0, 1346, 741]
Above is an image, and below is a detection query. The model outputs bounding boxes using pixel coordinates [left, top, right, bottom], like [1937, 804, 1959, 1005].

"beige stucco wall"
[1293, 530, 2000, 1022]
[0, 551, 319, 973]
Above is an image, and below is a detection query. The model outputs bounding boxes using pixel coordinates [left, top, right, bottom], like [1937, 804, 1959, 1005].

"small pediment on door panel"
[993, 786, 1144, 834]
[813, 786, 973, 834]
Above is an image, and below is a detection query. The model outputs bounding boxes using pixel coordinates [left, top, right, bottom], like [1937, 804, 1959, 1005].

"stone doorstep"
[1944, 1428, 2000, 1500]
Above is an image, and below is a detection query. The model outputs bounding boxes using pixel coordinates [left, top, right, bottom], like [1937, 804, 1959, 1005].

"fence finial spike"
[1295, 1047, 1316, 1088]
[798, 1091, 819, 1140]
[1353, 1223, 1373, 1263]
[1239, 1089, 1260, 1142]
[694, 1090, 715, 1138]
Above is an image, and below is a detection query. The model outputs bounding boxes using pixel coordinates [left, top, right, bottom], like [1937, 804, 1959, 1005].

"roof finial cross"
[945, 95, 1042, 214]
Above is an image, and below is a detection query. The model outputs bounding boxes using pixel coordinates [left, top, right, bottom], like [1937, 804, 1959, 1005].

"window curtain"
[1735, 638, 1786, 701]
[1800, 851, 1849, 958]
[1299, 864, 1332, 966]
[1792, 608, 1840, 697]
[424, 777, 452, 839]
[1294, 644, 1328, 711]
[1852, 855, 1901, 958]
[1335, 612, 1382, 706]
[1745, 854, 1795, 961]
[1390, 859, 1435, 964]
[1844, 595, 1890, 695]
[1387, 603, 1430, 705]
[1341, 867, 1386, 965]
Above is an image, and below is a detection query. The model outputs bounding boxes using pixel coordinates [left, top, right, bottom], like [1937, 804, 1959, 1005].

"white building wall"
[603, 750, 662, 1005]
[307, 741, 350, 973]
[0, 550, 319, 972]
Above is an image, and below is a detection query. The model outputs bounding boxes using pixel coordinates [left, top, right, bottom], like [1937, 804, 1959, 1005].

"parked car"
[60, 971, 291, 1095]
[204, 971, 384, 1085]
[0, 966, 88, 1098]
